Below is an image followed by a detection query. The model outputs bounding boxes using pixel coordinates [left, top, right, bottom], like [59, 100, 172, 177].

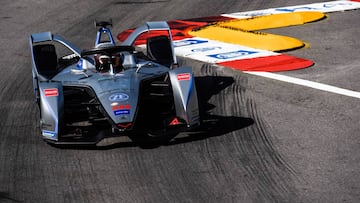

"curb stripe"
[246, 71, 360, 99]
[217, 55, 314, 72]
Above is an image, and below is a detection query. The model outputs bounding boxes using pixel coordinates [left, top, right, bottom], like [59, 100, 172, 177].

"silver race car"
[30, 21, 200, 145]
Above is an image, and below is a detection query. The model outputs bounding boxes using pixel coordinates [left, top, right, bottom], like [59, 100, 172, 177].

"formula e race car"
[29, 20, 200, 145]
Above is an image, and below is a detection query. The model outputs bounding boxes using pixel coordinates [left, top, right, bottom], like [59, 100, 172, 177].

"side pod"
[38, 82, 64, 141]
[169, 66, 200, 127]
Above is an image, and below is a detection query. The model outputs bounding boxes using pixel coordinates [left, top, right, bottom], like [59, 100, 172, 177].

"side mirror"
[33, 44, 58, 79]
[146, 35, 174, 67]
[71, 59, 90, 77]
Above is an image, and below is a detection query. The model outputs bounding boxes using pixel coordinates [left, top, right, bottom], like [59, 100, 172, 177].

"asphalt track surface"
[0, 0, 359, 202]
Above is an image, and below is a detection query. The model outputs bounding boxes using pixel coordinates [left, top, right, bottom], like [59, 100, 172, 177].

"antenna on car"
[94, 19, 115, 46]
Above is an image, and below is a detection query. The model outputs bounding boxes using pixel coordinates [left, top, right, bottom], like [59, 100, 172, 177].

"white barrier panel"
[174, 38, 278, 63]
[222, 0, 360, 19]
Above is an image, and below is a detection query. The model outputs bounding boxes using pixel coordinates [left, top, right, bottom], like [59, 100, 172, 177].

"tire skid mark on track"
[236, 102, 296, 201]
[0, 58, 42, 201]
[182, 59, 299, 202]
[248, 100, 296, 196]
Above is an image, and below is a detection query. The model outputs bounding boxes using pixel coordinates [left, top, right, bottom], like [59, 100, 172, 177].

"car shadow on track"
[166, 75, 254, 145]
[0, 192, 21, 202]
[169, 115, 254, 145]
[99, 75, 253, 149]
[55, 75, 254, 150]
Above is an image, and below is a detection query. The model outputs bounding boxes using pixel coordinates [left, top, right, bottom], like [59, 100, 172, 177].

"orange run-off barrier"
[188, 12, 326, 52]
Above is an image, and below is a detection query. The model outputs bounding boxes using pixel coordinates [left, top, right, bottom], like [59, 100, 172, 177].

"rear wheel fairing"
[38, 82, 64, 141]
[169, 66, 200, 127]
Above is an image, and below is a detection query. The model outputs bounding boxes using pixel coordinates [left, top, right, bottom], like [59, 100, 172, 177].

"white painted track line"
[245, 71, 360, 99]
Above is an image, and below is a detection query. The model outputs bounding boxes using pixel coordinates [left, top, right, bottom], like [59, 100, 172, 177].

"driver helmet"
[94, 42, 123, 72]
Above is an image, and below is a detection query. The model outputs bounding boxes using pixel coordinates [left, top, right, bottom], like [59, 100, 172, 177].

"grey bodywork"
[29, 21, 200, 145]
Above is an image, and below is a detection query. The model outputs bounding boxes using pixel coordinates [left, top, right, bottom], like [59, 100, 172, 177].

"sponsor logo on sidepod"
[109, 93, 129, 102]
[44, 88, 59, 97]
[207, 50, 258, 60]
[114, 109, 130, 116]
[177, 73, 191, 81]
